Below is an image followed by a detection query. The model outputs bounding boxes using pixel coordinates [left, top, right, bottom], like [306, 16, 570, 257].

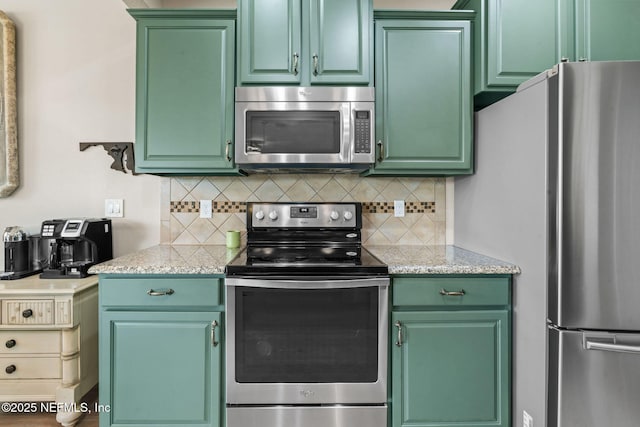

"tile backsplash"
[161, 175, 446, 246]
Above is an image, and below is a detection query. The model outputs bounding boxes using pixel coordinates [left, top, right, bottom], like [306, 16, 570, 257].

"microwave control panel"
[354, 111, 371, 153]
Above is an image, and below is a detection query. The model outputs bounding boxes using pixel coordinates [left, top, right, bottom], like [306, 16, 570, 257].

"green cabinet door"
[237, 0, 372, 85]
[131, 11, 239, 174]
[369, 15, 473, 175]
[306, 0, 372, 84]
[238, 0, 302, 84]
[392, 310, 510, 427]
[99, 311, 222, 427]
[573, 0, 640, 61]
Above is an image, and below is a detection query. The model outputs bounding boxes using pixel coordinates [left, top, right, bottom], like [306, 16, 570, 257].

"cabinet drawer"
[393, 277, 510, 307]
[100, 277, 222, 308]
[0, 357, 61, 379]
[0, 331, 61, 354]
[1, 300, 54, 325]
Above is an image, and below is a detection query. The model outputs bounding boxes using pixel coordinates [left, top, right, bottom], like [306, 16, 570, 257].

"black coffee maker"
[40, 218, 113, 279]
[2, 226, 31, 280]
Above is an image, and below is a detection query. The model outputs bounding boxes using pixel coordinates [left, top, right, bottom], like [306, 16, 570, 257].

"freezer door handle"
[585, 340, 640, 355]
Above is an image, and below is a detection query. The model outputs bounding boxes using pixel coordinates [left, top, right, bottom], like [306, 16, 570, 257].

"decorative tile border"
[171, 200, 436, 214]
[362, 201, 435, 214]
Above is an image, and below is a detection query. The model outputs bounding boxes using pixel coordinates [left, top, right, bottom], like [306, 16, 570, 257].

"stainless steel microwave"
[235, 87, 375, 172]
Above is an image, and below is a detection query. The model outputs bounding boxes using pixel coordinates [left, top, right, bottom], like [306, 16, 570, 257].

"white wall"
[0, 0, 161, 268]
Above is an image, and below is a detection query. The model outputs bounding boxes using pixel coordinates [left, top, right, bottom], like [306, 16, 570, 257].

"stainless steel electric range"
[225, 202, 389, 427]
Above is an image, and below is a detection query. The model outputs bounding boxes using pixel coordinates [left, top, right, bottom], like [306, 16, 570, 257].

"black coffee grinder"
[40, 218, 113, 279]
[2, 226, 31, 279]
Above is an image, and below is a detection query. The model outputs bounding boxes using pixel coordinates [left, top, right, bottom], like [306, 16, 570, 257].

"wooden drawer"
[0, 330, 61, 354]
[1, 300, 54, 325]
[100, 277, 222, 308]
[393, 276, 510, 308]
[0, 357, 61, 380]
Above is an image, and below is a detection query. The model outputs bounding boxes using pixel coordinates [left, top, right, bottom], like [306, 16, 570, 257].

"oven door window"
[245, 111, 341, 154]
[235, 286, 379, 383]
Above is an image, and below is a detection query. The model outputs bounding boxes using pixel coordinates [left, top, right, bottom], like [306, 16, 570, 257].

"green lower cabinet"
[129, 10, 239, 175]
[100, 311, 222, 427]
[99, 276, 224, 427]
[390, 275, 511, 427]
[391, 310, 510, 427]
[367, 13, 473, 176]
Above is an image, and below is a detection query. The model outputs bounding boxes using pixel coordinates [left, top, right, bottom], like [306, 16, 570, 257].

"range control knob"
[330, 211, 340, 221]
[255, 210, 265, 221]
[344, 211, 353, 221]
[269, 210, 279, 221]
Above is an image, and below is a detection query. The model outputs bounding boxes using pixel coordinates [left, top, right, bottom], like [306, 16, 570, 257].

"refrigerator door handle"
[585, 340, 640, 355]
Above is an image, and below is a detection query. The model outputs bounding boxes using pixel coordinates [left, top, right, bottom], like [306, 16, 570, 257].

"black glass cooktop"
[225, 246, 388, 276]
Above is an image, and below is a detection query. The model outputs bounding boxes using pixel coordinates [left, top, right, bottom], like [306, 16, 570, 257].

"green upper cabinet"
[130, 10, 240, 175]
[571, 0, 640, 62]
[454, 0, 640, 108]
[454, 0, 562, 108]
[367, 13, 473, 176]
[237, 0, 372, 85]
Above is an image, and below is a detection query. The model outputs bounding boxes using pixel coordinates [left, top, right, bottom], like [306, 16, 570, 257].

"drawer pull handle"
[5, 365, 16, 374]
[211, 320, 219, 347]
[22, 309, 34, 318]
[439, 288, 466, 297]
[146, 289, 175, 297]
[395, 321, 403, 347]
[5, 339, 16, 349]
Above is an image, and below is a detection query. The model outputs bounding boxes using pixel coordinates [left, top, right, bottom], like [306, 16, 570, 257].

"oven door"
[234, 101, 351, 166]
[225, 277, 389, 405]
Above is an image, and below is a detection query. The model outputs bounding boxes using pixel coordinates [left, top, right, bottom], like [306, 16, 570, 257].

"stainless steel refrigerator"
[454, 61, 640, 427]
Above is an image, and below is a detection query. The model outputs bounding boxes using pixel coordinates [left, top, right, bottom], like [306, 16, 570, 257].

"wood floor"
[0, 387, 98, 427]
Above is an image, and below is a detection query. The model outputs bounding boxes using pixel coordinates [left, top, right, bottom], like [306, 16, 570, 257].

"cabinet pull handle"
[146, 288, 175, 296]
[395, 321, 403, 347]
[292, 52, 299, 76]
[439, 288, 466, 297]
[561, 57, 569, 63]
[312, 53, 319, 76]
[377, 141, 384, 163]
[211, 320, 219, 347]
[5, 364, 16, 374]
[5, 339, 16, 349]
[226, 140, 232, 162]
[22, 309, 33, 318]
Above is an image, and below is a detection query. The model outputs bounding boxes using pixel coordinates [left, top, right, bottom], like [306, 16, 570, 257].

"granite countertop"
[88, 245, 243, 275]
[89, 244, 519, 276]
[366, 245, 520, 275]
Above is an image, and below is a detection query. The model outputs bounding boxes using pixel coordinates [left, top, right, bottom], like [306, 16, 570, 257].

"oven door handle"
[225, 277, 389, 289]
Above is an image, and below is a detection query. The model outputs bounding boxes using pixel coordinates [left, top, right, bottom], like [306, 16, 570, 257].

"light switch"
[105, 199, 124, 218]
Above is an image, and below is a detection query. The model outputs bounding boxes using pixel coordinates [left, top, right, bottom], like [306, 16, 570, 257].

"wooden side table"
[0, 275, 98, 427]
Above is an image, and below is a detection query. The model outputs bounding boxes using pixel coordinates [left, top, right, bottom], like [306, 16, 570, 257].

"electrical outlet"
[200, 200, 212, 219]
[105, 199, 124, 218]
[523, 410, 533, 427]
[394, 200, 405, 217]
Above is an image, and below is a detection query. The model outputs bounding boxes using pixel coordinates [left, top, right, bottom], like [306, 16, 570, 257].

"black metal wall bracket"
[79, 142, 137, 175]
